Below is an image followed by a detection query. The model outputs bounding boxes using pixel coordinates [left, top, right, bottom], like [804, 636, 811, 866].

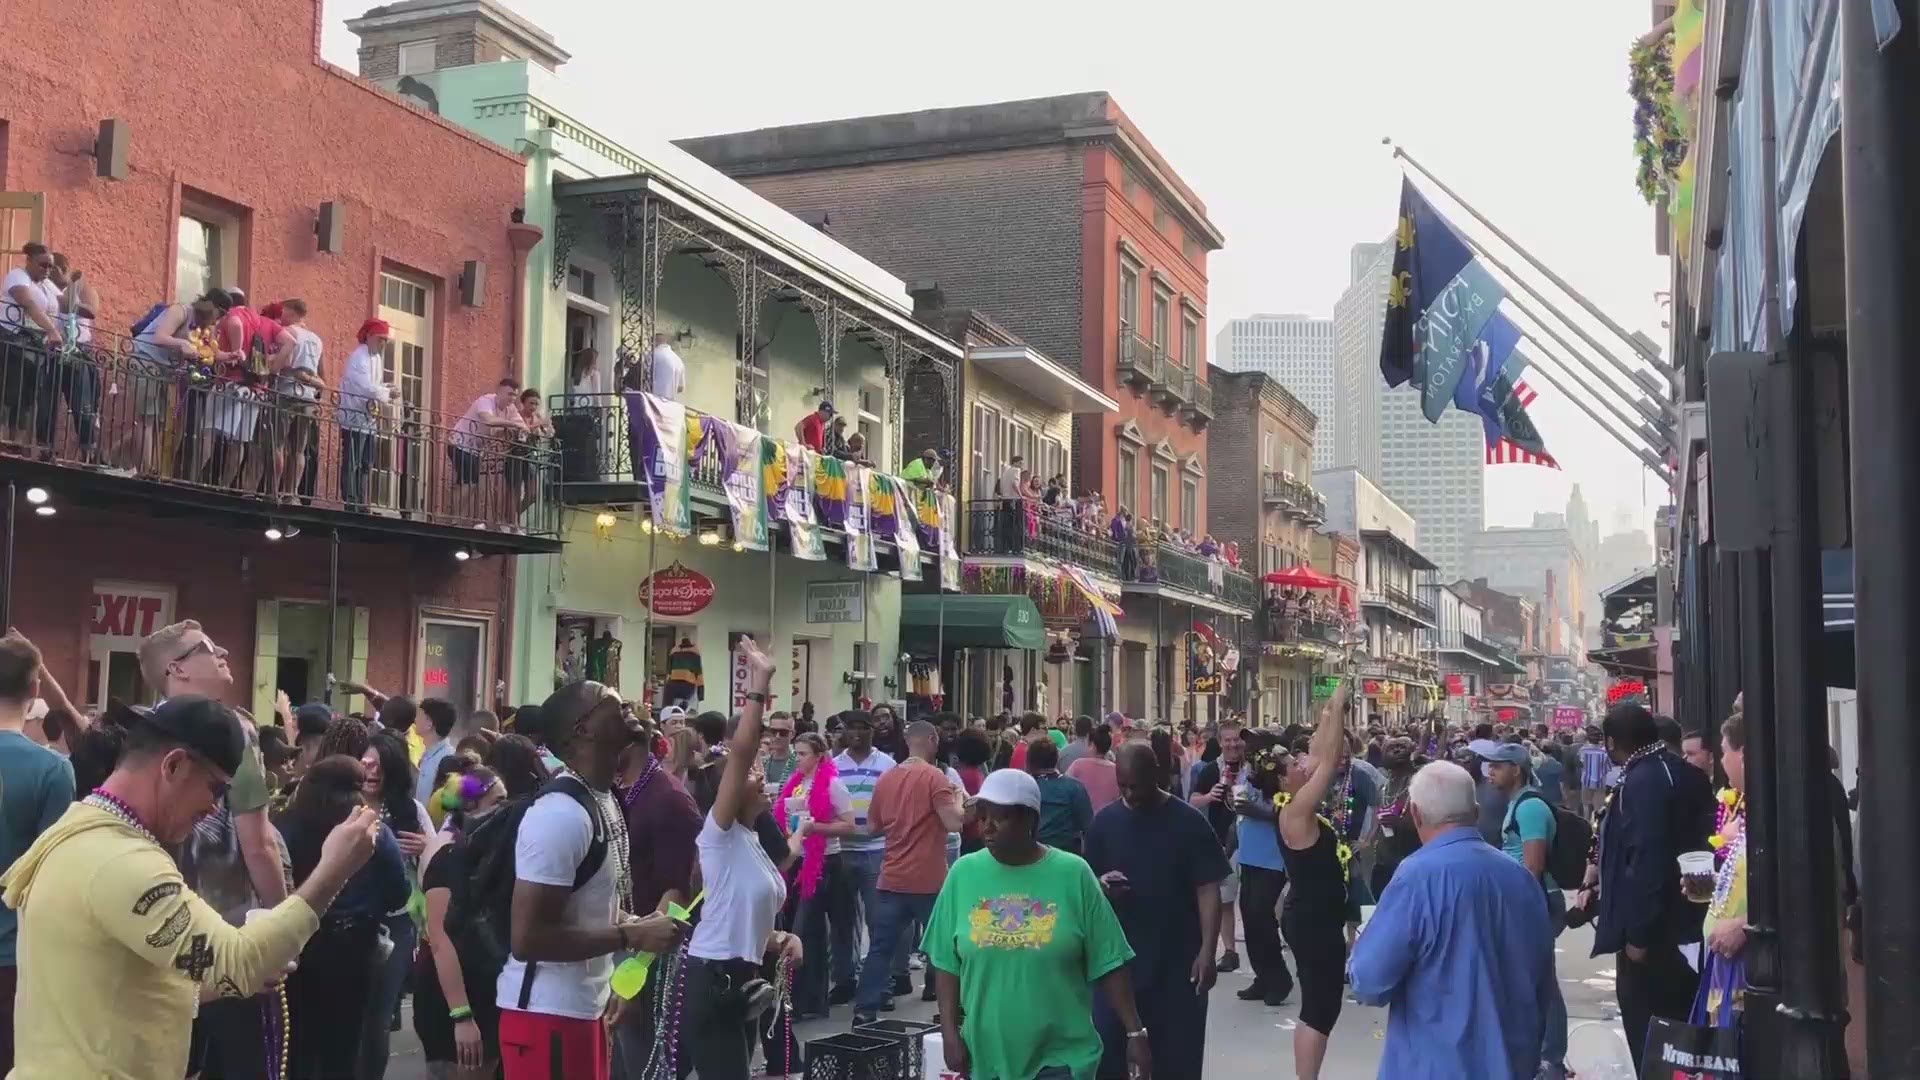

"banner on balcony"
[843, 465, 877, 572]
[813, 455, 848, 530]
[764, 440, 825, 561]
[1059, 565, 1120, 636]
[911, 486, 942, 552]
[882, 475, 923, 583]
[937, 493, 962, 592]
[629, 393, 692, 536]
[723, 425, 768, 552]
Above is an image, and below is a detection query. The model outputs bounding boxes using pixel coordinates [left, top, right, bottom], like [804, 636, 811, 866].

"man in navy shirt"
[1589, 702, 1715, 1072]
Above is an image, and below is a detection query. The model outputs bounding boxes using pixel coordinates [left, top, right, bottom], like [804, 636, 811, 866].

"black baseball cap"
[293, 703, 335, 739]
[141, 696, 247, 777]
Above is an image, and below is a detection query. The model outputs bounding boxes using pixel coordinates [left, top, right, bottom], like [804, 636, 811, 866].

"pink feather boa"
[776, 755, 840, 899]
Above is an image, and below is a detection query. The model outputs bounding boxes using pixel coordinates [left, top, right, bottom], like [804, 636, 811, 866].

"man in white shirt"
[1, 244, 62, 445]
[450, 377, 528, 525]
[649, 334, 686, 402]
[828, 711, 898, 1004]
[502, 681, 683, 1080]
[995, 454, 1027, 551]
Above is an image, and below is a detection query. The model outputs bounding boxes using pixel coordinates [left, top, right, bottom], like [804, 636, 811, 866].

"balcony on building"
[541, 168, 961, 570]
[1261, 471, 1327, 524]
[0, 319, 561, 556]
[1178, 369, 1213, 426]
[1123, 533, 1258, 615]
[1116, 327, 1164, 390]
[1358, 528, 1439, 628]
[1152, 358, 1190, 411]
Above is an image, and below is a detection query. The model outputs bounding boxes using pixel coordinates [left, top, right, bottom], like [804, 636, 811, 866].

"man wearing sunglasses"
[1, 695, 383, 1080]
[137, 619, 287, 1077]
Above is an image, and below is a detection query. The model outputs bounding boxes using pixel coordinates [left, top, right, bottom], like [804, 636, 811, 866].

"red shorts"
[498, 1008, 609, 1080]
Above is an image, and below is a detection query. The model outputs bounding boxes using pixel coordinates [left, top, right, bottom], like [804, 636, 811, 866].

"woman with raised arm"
[1271, 678, 1356, 1080]
[682, 637, 803, 1080]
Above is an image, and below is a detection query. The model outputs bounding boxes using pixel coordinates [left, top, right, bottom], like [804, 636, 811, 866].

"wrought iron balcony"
[1256, 610, 1343, 647]
[963, 499, 1120, 577]
[1116, 328, 1164, 388]
[1129, 539, 1257, 609]
[0, 319, 558, 543]
[1180, 371, 1213, 423]
[1152, 357, 1189, 408]
[1261, 472, 1327, 522]
[1367, 583, 1437, 624]
[550, 392, 731, 506]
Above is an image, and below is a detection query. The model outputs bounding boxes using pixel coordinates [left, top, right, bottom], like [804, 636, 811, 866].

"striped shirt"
[832, 749, 896, 852]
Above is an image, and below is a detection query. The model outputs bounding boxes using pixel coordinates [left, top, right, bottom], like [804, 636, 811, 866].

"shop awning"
[901, 594, 1046, 652]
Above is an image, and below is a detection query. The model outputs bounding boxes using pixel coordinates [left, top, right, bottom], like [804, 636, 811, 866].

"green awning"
[901, 594, 1046, 652]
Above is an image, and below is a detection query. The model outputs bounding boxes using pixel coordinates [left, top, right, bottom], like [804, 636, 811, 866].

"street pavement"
[382, 922, 1633, 1078]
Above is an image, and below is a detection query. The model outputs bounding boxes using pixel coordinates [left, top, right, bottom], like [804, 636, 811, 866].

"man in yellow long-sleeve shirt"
[0, 696, 379, 1080]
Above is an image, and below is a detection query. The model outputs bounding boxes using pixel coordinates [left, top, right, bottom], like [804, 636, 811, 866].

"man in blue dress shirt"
[1348, 760, 1553, 1080]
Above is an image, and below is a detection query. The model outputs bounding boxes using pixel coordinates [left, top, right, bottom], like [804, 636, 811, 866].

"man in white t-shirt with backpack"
[495, 681, 685, 1080]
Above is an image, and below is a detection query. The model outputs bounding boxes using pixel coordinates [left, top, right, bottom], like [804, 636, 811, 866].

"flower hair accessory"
[436, 770, 491, 813]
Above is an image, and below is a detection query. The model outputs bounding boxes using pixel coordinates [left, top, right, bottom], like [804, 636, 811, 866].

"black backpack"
[1505, 789, 1592, 889]
[441, 775, 609, 1008]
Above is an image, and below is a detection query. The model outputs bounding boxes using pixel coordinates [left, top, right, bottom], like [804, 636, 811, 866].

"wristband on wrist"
[448, 1005, 474, 1022]
[745, 691, 770, 705]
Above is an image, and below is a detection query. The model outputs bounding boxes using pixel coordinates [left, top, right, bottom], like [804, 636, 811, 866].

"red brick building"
[0, 0, 554, 719]
[676, 93, 1225, 530]
[681, 95, 1251, 722]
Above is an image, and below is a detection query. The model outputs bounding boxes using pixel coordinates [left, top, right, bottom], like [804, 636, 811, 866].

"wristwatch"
[745, 691, 770, 705]
[1126, 1027, 1149, 1040]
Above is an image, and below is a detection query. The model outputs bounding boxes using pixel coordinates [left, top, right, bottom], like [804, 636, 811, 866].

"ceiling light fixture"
[453, 549, 472, 562]
[24, 487, 48, 505]
[265, 527, 284, 541]
[33, 505, 55, 518]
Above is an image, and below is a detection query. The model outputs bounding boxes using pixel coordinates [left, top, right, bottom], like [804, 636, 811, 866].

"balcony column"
[720, 253, 763, 428]
[606, 196, 662, 388]
[811, 298, 840, 407]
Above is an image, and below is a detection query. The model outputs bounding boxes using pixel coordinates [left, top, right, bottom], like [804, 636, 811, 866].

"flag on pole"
[1381, 178, 1558, 468]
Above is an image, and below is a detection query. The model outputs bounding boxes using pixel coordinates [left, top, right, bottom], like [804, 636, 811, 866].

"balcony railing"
[1181, 371, 1213, 421]
[1153, 358, 1189, 408]
[1370, 583, 1436, 623]
[549, 393, 735, 501]
[1256, 609, 1343, 647]
[963, 499, 1120, 577]
[0, 320, 556, 537]
[1131, 539, 1258, 609]
[1116, 328, 1164, 387]
[1261, 472, 1327, 522]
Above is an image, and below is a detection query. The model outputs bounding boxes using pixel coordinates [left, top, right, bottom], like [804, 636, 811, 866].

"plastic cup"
[1678, 850, 1716, 903]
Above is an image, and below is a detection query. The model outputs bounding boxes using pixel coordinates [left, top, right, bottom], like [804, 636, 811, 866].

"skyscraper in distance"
[1216, 314, 1336, 473]
[1334, 240, 1391, 483]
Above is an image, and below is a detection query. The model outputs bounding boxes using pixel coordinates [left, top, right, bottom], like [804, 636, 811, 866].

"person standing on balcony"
[824, 415, 852, 460]
[510, 387, 552, 519]
[794, 400, 832, 452]
[568, 347, 600, 399]
[0, 243, 62, 448]
[43, 254, 100, 462]
[647, 333, 686, 402]
[339, 320, 394, 509]
[450, 377, 530, 527]
[1110, 507, 1139, 580]
[902, 447, 940, 486]
[996, 453, 1026, 552]
[270, 300, 324, 501]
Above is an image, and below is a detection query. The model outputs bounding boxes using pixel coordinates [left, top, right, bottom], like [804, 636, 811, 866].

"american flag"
[1487, 437, 1558, 468]
[1513, 379, 1538, 407]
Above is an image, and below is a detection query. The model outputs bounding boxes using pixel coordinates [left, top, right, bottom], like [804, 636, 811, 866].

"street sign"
[804, 582, 864, 624]
[639, 563, 715, 618]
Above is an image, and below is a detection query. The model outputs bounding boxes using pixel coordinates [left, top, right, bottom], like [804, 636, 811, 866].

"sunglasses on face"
[768, 727, 794, 737]
[173, 638, 222, 664]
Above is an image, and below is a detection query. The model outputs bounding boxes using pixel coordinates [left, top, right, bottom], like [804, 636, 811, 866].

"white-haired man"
[1348, 760, 1553, 1080]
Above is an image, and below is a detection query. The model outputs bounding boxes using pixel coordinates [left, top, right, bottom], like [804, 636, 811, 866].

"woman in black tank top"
[1271, 678, 1357, 1080]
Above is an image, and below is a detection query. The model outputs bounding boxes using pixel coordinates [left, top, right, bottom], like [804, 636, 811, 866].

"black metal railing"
[1117, 328, 1165, 385]
[1255, 609, 1343, 645]
[549, 392, 729, 496]
[1261, 472, 1327, 521]
[963, 500, 1119, 576]
[1132, 539, 1258, 608]
[0, 317, 556, 535]
[1374, 583, 1436, 623]
[1461, 630, 1499, 658]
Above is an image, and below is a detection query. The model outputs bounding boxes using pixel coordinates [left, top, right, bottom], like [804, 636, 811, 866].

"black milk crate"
[853, 1018, 939, 1080]
[804, 1032, 894, 1080]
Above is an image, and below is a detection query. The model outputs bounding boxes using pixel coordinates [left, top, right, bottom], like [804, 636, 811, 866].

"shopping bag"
[1641, 1015, 1742, 1078]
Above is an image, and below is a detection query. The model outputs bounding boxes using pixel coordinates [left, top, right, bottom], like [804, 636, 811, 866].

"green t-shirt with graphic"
[921, 846, 1133, 1080]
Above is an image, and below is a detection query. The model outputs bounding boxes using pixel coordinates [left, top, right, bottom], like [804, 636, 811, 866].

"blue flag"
[1379, 179, 1509, 422]
[1456, 311, 1551, 458]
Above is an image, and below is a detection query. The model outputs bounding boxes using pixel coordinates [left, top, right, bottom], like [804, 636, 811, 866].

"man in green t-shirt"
[923, 768, 1147, 1080]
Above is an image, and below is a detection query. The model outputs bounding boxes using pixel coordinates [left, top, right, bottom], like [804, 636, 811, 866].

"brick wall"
[1208, 371, 1262, 558]
[721, 146, 1085, 370]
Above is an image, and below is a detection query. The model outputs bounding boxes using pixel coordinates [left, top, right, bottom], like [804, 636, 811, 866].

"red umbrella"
[1262, 565, 1339, 589]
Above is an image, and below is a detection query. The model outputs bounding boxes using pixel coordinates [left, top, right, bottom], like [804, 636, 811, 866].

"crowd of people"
[0, 245, 548, 526]
[0, 599, 1799, 1080]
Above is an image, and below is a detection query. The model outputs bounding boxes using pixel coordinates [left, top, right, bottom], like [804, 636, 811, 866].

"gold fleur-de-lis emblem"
[1387, 270, 1413, 309]
[1396, 214, 1416, 250]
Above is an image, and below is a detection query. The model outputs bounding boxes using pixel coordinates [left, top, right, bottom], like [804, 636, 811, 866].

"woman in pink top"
[1065, 725, 1120, 812]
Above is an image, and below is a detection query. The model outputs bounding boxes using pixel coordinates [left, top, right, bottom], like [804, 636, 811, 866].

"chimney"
[345, 0, 571, 84]
[908, 280, 946, 319]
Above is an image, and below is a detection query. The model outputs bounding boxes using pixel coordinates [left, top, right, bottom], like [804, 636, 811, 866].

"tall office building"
[1334, 240, 1391, 482]
[1344, 239, 1485, 581]
[1216, 315, 1337, 473]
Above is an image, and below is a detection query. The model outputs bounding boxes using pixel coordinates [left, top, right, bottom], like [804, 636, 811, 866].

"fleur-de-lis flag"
[1380, 178, 1557, 468]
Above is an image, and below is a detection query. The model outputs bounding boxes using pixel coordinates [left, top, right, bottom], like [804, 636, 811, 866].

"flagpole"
[1386, 139, 1676, 379]
[1513, 329, 1670, 452]
[1498, 287, 1675, 430]
[1514, 350, 1672, 481]
[1516, 341, 1669, 460]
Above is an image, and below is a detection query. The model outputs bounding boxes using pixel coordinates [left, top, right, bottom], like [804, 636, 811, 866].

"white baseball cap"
[658, 705, 688, 723]
[976, 768, 1042, 812]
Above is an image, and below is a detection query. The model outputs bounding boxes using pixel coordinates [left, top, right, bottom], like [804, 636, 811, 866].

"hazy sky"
[322, 0, 1668, 538]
